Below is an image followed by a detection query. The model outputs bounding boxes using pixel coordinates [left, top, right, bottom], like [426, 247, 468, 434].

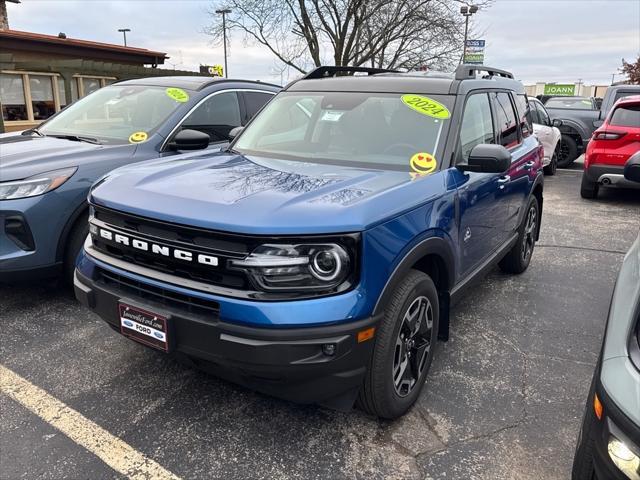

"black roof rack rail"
[302, 65, 399, 80]
[455, 64, 514, 80]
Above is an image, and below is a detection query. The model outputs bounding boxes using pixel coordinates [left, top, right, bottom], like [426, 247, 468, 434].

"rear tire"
[544, 149, 558, 176]
[580, 174, 599, 199]
[357, 270, 439, 419]
[63, 213, 89, 285]
[499, 195, 539, 274]
[571, 374, 598, 480]
[558, 135, 578, 168]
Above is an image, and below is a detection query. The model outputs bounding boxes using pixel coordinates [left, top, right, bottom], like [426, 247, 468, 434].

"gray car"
[572, 152, 640, 479]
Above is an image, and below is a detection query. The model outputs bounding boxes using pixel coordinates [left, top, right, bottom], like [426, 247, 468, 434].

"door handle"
[497, 175, 510, 189]
[524, 161, 535, 170]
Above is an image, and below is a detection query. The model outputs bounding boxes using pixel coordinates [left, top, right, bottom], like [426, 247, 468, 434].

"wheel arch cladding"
[56, 203, 90, 262]
[373, 236, 455, 342]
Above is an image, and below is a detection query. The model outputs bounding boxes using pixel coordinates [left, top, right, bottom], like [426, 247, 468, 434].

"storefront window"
[82, 77, 101, 96]
[30, 75, 56, 120]
[57, 77, 79, 108]
[0, 73, 28, 121]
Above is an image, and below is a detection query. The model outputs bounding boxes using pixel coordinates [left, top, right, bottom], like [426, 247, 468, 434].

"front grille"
[91, 205, 253, 290]
[96, 267, 220, 319]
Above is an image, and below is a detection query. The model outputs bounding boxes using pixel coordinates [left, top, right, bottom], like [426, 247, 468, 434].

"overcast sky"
[6, 0, 640, 85]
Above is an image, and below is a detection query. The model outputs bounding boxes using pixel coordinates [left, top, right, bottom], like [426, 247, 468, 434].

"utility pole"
[216, 8, 232, 78]
[117, 28, 131, 46]
[460, 4, 479, 64]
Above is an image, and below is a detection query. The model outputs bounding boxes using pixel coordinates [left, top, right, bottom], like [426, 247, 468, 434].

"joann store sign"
[543, 84, 576, 96]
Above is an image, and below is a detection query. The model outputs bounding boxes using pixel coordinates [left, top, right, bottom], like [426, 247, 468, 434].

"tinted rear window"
[609, 104, 640, 127]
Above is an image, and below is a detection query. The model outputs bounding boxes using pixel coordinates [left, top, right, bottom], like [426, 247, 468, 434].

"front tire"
[357, 270, 439, 419]
[558, 135, 578, 168]
[499, 195, 539, 274]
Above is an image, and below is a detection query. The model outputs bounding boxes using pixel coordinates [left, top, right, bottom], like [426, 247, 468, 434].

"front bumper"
[589, 378, 640, 480]
[74, 266, 380, 409]
[0, 191, 76, 279]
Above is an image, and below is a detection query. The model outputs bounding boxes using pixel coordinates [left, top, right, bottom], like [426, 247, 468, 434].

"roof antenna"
[58, 32, 67, 39]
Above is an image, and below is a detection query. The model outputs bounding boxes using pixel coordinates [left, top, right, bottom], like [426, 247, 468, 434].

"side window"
[458, 93, 495, 163]
[528, 101, 541, 124]
[537, 102, 551, 126]
[182, 91, 241, 143]
[243, 91, 274, 123]
[491, 92, 520, 148]
[514, 94, 532, 138]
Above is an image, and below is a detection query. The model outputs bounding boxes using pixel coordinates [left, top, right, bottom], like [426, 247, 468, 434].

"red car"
[581, 95, 640, 199]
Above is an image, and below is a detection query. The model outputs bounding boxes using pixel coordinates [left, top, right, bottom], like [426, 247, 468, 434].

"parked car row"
[543, 85, 640, 167]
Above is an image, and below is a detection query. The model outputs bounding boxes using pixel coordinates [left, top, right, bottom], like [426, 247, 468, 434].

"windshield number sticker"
[166, 87, 189, 103]
[409, 152, 437, 179]
[129, 131, 148, 143]
[401, 95, 450, 119]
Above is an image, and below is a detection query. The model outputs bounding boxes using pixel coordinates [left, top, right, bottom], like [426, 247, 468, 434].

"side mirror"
[624, 151, 640, 183]
[168, 129, 210, 151]
[229, 126, 244, 140]
[552, 119, 563, 128]
[459, 144, 512, 173]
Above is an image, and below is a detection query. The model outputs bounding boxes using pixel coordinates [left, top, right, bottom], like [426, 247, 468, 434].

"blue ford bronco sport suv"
[75, 65, 544, 419]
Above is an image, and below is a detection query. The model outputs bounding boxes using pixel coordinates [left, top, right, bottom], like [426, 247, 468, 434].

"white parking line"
[0, 364, 181, 480]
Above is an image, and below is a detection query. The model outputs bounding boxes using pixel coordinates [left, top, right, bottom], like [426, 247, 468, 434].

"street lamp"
[460, 4, 478, 64]
[215, 8, 232, 78]
[117, 28, 131, 47]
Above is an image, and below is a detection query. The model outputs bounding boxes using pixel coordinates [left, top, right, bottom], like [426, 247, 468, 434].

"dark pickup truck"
[546, 85, 640, 167]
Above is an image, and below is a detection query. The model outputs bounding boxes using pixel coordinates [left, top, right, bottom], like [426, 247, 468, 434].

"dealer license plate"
[118, 302, 169, 352]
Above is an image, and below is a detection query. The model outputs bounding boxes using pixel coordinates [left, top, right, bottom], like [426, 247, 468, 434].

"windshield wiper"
[22, 127, 45, 137]
[48, 134, 101, 145]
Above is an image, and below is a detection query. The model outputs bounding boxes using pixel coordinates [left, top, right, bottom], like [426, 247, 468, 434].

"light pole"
[216, 8, 232, 78]
[460, 5, 478, 64]
[117, 28, 131, 47]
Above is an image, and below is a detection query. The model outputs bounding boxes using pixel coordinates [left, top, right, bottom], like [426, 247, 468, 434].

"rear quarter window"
[609, 104, 640, 127]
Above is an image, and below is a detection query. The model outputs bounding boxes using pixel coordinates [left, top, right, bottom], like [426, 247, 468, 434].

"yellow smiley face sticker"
[409, 152, 437, 179]
[128, 131, 148, 144]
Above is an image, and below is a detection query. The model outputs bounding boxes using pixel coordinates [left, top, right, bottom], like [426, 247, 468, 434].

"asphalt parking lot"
[1, 168, 639, 480]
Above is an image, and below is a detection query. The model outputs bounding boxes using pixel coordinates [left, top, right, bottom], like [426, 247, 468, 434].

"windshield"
[234, 91, 453, 172]
[545, 97, 594, 110]
[38, 85, 187, 144]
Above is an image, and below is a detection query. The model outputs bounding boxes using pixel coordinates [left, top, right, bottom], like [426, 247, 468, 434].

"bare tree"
[205, 0, 492, 75]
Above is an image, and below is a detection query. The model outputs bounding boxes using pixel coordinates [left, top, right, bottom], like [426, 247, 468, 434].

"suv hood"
[0, 132, 129, 182]
[90, 152, 444, 234]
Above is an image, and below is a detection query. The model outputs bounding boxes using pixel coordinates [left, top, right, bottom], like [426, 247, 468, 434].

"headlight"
[230, 243, 353, 292]
[0, 167, 77, 200]
[608, 436, 640, 480]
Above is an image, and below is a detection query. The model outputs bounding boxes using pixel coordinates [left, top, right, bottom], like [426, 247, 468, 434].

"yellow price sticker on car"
[401, 94, 450, 119]
[129, 131, 148, 143]
[166, 87, 189, 103]
[409, 152, 437, 179]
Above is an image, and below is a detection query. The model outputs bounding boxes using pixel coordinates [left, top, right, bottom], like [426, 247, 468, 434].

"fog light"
[608, 436, 640, 480]
[322, 343, 336, 356]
